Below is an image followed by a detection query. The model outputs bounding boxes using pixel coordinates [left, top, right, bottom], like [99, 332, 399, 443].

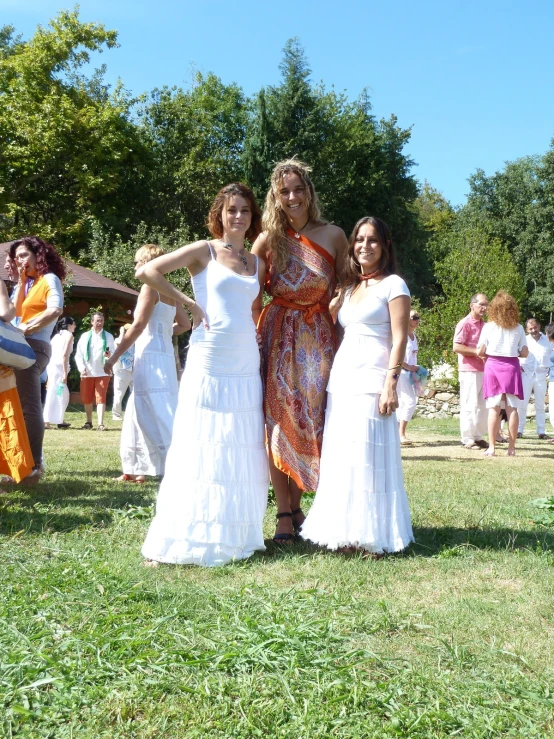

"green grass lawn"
[2, 410, 554, 738]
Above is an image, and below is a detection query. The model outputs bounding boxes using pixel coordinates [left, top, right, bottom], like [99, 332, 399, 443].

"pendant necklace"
[223, 242, 249, 271]
[292, 217, 310, 239]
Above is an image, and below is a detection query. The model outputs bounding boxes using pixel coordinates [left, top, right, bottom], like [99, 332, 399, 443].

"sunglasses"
[411, 315, 420, 320]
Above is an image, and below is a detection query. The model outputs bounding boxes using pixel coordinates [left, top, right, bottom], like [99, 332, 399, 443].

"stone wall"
[415, 383, 549, 420]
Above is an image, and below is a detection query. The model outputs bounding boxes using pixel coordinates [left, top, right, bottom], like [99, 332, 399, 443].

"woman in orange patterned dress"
[0, 279, 34, 491]
[253, 160, 348, 542]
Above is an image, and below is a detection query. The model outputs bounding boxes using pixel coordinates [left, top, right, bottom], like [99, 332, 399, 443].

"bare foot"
[114, 474, 145, 483]
[507, 448, 516, 457]
[142, 559, 159, 568]
[483, 448, 496, 457]
[20, 469, 42, 486]
[400, 437, 413, 446]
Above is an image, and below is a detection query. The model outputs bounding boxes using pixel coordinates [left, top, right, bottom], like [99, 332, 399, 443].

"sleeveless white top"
[191, 243, 260, 335]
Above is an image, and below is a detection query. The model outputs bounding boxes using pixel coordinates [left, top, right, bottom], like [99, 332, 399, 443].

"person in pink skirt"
[477, 291, 528, 457]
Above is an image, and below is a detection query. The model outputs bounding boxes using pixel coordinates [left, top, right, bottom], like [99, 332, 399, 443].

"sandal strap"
[291, 508, 304, 516]
[276, 512, 293, 520]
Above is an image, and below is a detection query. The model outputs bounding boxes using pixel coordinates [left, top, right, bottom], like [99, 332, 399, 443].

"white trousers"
[112, 369, 133, 419]
[518, 372, 547, 434]
[396, 371, 418, 422]
[459, 371, 487, 444]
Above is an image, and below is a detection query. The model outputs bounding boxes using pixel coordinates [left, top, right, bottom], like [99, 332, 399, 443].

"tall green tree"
[417, 227, 524, 369]
[139, 73, 248, 239]
[0, 9, 150, 252]
[462, 154, 554, 318]
[243, 39, 432, 296]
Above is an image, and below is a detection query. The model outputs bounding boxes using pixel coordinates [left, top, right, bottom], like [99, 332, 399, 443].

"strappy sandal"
[273, 512, 295, 543]
[291, 507, 305, 534]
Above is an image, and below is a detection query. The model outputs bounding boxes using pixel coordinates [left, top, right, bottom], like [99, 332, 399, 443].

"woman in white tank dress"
[301, 217, 414, 556]
[44, 317, 75, 428]
[138, 183, 270, 566]
[104, 244, 191, 482]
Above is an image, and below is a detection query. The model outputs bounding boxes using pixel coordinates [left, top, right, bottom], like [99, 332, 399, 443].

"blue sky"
[3, 0, 554, 206]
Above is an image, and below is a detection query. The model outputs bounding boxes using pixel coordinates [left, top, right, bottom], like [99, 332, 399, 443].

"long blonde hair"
[262, 159, 325, 273]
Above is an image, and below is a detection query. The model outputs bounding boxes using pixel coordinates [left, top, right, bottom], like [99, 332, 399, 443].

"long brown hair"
[337, 217, 397, 303]
[262, 159, 325, 272]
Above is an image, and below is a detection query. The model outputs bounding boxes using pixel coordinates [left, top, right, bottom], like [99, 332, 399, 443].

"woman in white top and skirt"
[396, 309, 420, 445]
[104, 244, 191, 482]
[301, 217, 414, 557]
[44, 316, 75, 429]
[477, 291, 528, 457]
[138, 183, 270, 566]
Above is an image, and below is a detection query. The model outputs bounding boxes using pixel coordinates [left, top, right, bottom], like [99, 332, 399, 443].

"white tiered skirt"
[142, 330, 269, 566]
[120, 350, 178, 477]
[301, 392, 414, 553]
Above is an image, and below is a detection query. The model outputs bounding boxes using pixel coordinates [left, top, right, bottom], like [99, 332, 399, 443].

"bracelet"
[387, 361, 402, 371]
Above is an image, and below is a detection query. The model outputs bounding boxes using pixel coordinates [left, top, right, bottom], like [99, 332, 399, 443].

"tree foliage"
[417, 227, 524, 369]
[138, 73, 248, 239]
[0, 9, 149, 251]
[243, 39, 432, 295]
[462, 154, 554, 320]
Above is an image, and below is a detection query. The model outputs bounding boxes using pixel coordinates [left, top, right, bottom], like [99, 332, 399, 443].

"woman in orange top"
[0, 279, 35, 490]
[9, 237, 65, 476]
[252, 160, 348, 542]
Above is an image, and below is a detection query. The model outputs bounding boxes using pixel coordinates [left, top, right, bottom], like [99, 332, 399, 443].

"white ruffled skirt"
[142, 330, 269, 566]
[301, 392, 414, 553]
[120, 351, 178, 476]
[43, 360, 69, 425]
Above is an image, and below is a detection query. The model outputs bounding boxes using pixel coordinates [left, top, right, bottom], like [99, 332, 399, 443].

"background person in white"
[453, 294, 488, 450]
[518, 318, 551, 438]
[75, 312, 115, 430]
[545, 323, 554, 438]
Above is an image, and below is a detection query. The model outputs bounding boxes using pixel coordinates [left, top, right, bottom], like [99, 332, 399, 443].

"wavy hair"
[487, 291, 520, 329]
[207, 183, 261, 243]
[9, 236, 66, 281]
[262, 159, 324, 273]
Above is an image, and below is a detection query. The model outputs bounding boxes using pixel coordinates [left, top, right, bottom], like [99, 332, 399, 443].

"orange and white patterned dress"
[258, 228, 337, 492]
[0, 364, 34, 482]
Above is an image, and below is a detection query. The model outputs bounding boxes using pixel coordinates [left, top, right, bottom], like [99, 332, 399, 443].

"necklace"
[360, 269, 382, 282]
[291, 218, 310, 239]
[223, 242, 249, 271]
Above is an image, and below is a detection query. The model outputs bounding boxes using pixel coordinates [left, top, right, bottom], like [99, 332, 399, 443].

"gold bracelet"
[387, 361, 402, 371]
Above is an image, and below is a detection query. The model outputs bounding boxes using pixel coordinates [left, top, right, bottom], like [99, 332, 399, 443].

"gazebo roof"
[0, 242, 139, 305]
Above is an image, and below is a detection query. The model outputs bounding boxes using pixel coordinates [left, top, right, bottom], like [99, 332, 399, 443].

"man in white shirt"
[518, 318, 551, 438]
[75, 312, 115, 430]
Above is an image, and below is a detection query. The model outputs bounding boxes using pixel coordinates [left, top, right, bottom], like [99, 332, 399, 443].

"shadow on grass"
[0, 476, 156, 535]
[410, 525, 554, 556]
[404, 456, 481, 462]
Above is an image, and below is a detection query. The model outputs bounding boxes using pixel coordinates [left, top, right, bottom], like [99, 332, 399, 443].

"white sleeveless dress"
[301, 275, 414, 553]
[44, 330, 73, 424]
[142, 245, 269, 566]
[120, 299, 178, 476]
